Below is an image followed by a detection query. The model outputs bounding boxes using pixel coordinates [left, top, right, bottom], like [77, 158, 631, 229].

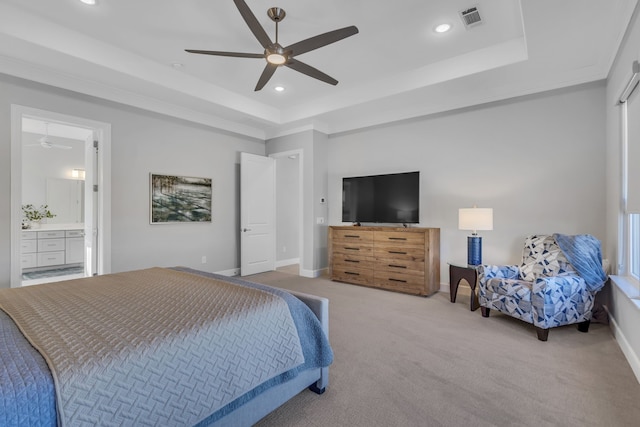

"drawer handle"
[345, 247, 360, 251]
[345, 272, 360, 276]
[344, 235, 361, 238]
[389, 264, 407, 269]
[388, 251, 407, 255]
[388, 237, 407, 241]
[389, 278, 407, 283]
[345, 259, 360, 263]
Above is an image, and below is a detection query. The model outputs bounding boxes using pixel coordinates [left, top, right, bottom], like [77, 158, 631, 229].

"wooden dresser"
[329, 226, 440, 296]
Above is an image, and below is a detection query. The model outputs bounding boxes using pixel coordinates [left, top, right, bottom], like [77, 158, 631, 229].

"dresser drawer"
[332, 242, 374, 257]
[37, 251, 65, 267]
[332, 267, 374, 286]
[375, 257, 425, 274]
[37, 230, 65, 239]
[332, 229, 373, 244]
[333, 255, 375, 271]
[374, 231, 425, 245]
[21, 253, 37, 269]
[38, 238, 65, 252]
[21, 239, 38, 254]
[374, 245, 425, 262]
[374, 271, 426, 295]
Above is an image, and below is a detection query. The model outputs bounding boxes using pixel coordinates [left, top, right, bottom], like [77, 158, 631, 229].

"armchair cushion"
[519, 235, 576, 281]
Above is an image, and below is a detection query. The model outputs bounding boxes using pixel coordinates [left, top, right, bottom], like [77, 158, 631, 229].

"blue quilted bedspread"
[0, 270, 333, 427]
[0, 310, 56, 427]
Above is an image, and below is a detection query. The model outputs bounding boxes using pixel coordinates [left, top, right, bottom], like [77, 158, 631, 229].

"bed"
[0, 267, 333, 426]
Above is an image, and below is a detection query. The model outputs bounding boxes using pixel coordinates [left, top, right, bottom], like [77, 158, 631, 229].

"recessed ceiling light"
[171, 62, 184, 69]
[274, 86, 285, 92]
[80, 0, 97, 5]
[434, 23, 451, 33]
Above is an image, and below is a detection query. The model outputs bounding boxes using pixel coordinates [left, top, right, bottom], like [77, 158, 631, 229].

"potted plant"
[22, 204, 56, 229]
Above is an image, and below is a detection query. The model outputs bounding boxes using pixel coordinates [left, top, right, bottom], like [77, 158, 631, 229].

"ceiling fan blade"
[233, 0, 273, 49]
[185, 49, 263, 59]
[286, 59, 338, 86]
[255, 63, 278, 91]
[285, 26, 359, 57]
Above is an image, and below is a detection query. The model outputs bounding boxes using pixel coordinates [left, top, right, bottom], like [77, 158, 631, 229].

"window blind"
[623, 61, 640, 213]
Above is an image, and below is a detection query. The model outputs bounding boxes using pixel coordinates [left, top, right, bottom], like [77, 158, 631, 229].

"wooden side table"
[449, 263, 479, 311]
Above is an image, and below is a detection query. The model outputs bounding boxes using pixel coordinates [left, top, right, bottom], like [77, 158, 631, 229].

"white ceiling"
[0, 0, 637, 140]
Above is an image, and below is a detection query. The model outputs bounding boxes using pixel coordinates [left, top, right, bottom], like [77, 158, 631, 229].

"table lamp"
[458, 206, 493, 266]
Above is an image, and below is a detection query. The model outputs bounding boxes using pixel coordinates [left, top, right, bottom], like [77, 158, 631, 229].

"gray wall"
[0, 73, 264, 288]
[327, 82, 607, 284]
[275, 155, 300, 262]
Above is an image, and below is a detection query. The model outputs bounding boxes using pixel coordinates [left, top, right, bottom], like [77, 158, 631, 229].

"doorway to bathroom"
[10, 106, 112, 287]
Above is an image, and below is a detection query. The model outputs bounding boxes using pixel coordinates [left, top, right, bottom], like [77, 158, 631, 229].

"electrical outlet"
[201, 256, 207, 264]
[316, 217, 325, 224]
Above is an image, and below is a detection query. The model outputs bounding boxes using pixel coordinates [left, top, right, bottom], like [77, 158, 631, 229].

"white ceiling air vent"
[459, 6, 482, 29]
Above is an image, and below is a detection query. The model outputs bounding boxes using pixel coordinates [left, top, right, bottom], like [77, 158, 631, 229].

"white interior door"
[241, 152, 276, 276]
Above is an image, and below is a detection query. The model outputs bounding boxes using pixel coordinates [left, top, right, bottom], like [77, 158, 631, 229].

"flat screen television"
[342, 171, 419, 224]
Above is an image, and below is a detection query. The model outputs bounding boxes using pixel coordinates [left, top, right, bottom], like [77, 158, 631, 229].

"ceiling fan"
[25, 123, 72, 150]
[185, 0, 359, 91]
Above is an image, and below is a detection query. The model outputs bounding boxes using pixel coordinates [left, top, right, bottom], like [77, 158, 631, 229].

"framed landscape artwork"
[150, 174, 212, 224]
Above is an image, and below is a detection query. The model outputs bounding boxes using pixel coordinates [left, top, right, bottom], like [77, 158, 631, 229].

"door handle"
[242, 228, 252, 232]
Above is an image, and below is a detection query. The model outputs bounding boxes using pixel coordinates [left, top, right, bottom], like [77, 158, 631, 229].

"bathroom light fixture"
[72, 169, 86, 179]
[434, 23, 452, 33]
[80, 0, 97, 5]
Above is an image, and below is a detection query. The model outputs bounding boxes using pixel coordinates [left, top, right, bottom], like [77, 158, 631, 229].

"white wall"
[604, 4, 640, 379]
[327, 82, 607, 285]
[0, 73, 264, 288]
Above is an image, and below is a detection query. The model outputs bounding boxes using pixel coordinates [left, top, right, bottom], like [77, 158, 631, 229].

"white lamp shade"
[459, 208, 493, 231]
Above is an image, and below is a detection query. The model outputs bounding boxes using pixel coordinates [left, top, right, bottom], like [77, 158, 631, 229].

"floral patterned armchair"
[478, 234, 607, 341]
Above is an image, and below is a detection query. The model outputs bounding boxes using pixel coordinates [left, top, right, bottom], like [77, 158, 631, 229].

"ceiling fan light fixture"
[185, 1, 358, 90]
[267, 52, 287, 65]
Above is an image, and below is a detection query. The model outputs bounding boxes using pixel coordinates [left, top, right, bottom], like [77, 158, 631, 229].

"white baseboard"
[215, 268, 240, 277]
[300, 267, 326, 278]
[275, 258, 300, 268]
[607, 308, 640, 384]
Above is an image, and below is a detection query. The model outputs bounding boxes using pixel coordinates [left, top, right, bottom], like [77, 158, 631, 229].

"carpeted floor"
[250, 269, 640, 427]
